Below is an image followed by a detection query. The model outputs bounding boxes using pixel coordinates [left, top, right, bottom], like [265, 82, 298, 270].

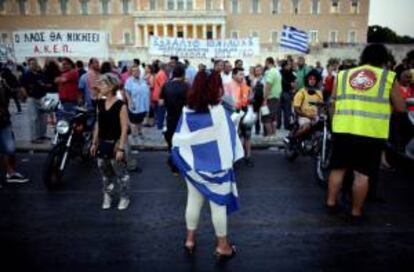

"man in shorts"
[0, 71, 29, 185]
[327, 44, 405, 220]
[224, 67, 254, 167]
[292, 70, 323, 140]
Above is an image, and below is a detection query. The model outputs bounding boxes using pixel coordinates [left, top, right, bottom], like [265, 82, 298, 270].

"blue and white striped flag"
[172, 105, 244, 214]
[280, 25, 310, 54]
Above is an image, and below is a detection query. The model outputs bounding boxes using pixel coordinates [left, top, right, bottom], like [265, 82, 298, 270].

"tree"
[368, 25, 414, 44]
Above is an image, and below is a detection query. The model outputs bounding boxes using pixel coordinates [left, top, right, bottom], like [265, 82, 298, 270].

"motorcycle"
[284, 101, 332, 187]
[43, 105, 95, 190]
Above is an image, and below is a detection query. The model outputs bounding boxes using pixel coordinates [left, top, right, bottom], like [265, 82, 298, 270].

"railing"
[132, 10, 226, 18]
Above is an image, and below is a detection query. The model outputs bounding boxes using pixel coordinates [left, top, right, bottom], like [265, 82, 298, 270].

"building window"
[271, 31, 278, 45]
[80, 0, 88, 15]
[348, 30, 357, 43]
[309, 30, 318, 43]
[252, 0, 260, 14]
[60, 0, 68, 15]
[167, 0, 174, 10]
[177, 0, 184, 10]
[330, 0, 339, 13]
[231, 0, 239, 14]
[38, 0, 47, 15]
[122, 0, 129, 14]
[207, 31, 213, 39]
[350, 0, 359, 14]
[291, 0, 300, 14]
[124, 32, 131, 44]
[271, 0, 279, 14]
[231, 31, 239, 39]
[187, 0, 193, 10]
[0, 0, 5, 12]
[251, 31, 259, 38]
[311, 0, 319, 14]
[206, 0, 212, 10]
[18, 0, 27, 15]
[329, 30, 338, 42]
[177, 31, 183, 38]
[1, 33, 8, 43]
[101, 0, 110, 15]
[149, 0, 156, 10]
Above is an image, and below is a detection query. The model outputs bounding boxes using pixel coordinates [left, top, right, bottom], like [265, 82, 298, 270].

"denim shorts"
[0, 125, 16, 155]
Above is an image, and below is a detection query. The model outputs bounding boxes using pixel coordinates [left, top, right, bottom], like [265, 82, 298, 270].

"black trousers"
[11, 91, 22, 113]
[276, 92, 292, 130]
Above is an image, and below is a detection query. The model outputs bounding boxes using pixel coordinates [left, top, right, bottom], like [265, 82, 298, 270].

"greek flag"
[280, 25, 310, 54]
[172, 105, 244, 214]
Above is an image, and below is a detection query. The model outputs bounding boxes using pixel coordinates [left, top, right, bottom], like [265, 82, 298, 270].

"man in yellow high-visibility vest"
[326, 44, 405, 220]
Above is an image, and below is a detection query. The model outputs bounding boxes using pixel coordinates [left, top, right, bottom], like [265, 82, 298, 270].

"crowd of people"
[1, 44, 414, 259]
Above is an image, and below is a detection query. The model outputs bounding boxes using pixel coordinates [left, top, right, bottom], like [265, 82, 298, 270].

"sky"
[369, 0, 414, 36]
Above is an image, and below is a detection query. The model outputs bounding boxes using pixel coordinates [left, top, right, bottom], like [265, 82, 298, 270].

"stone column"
[202, 24, 207, 39]
[221, 24, 226, 39]
[173, 24, 178, 37]
[163, 24, 168, 37]
[192, 24, 197, 39]
[212, 24, 217, 39]
[183, 24, 188, 38]
[144, 24, 149, 46]
[135, 24, 141, 46]
[153, 24, 158, 37]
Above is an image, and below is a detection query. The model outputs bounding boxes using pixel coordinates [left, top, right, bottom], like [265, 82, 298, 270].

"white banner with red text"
[12, 30, 109, 60]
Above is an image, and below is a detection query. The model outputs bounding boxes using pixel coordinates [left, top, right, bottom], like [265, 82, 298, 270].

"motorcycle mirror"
[406, 139, 414, 160]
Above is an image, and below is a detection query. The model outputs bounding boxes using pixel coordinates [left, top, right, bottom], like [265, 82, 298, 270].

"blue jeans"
[0, 125, 16, 155]
[27, 97, 47, 141]
[156, 105, 166, 130]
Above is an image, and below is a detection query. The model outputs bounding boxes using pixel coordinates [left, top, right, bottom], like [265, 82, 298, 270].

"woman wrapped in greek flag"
[172, 70, 244, 260]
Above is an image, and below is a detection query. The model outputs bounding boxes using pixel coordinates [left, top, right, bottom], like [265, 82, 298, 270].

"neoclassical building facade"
[0, 0, 369, 49]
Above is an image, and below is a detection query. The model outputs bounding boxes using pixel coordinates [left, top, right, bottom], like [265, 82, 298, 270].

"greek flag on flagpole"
[280, 25, 310, 54]
[172, 105, 244, 214]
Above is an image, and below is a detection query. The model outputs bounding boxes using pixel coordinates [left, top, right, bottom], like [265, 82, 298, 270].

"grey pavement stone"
[10, 103, 288, 152]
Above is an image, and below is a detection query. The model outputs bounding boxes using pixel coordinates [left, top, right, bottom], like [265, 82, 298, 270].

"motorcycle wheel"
[43, 144, 66, 190]
[314, 156, 330, 189]
[284, 142, 298, 162]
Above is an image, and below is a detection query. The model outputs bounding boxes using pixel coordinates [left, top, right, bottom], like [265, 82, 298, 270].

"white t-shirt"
[221, 72, 233, 85]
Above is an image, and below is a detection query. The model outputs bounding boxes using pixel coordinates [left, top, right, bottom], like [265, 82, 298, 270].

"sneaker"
[6, 172, 30, 183]
[102, 193, 112, 210]
[118, 197, 130, 210]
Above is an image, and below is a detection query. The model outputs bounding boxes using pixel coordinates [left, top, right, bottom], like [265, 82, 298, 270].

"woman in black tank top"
[90, 73, 131, 211]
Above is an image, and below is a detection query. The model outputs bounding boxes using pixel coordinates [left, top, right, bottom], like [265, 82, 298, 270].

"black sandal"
[214, 245, 236, 261]
[183, 240, 196, 256]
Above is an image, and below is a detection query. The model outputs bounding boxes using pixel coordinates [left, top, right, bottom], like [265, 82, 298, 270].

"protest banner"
[149, 36, 260, 59]
[0, 44, 15, 62]
[12, 30, 109, 59]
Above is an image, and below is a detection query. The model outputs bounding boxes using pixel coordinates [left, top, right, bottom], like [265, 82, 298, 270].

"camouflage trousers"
[97, 158, 130, 198]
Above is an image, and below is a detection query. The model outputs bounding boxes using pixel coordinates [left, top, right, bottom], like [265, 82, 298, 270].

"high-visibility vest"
[332, 65, 395, 139]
